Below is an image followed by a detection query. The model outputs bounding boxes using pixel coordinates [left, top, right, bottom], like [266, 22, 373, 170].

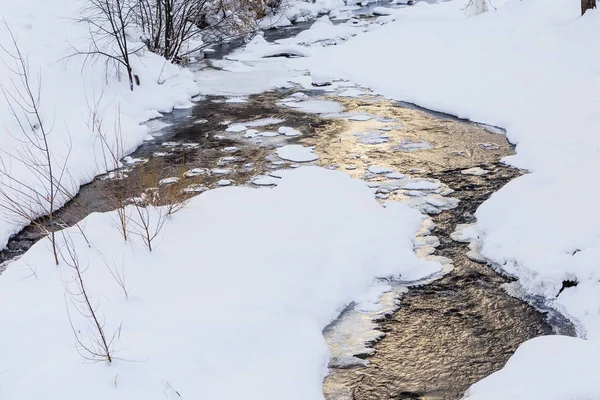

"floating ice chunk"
[216, 179, 232, 186]
[194, 119, 208, 124]
[376, 193, 389, 199]
[184, 168, 208, 177]
[162, 141, 180, 147]
[379, 126, 393, 131]
[122, 156, 147, 165]
[356, 130, 389, 145]
[278, 127, 302, 137]
[160, 177, 180, 185]
[241, 117, 285, 127]
[244, 129, 260, 138]
[222, 146, 238, 152]
[153, 151, 169, 157]
[345, 165, 357, 170]
[461, 167, 489, 176]
[393, 139, 434, 152]
[252, 176, 280, 186]
[259, 131, 279, 137]
[276, 145, 319, 162]
[479, 142, 500, 150]
[211, 168, 231, 175]
[386, 172, 406, 179]
[283, 100, 344, 114]
[368, 166, 393, 174]
[226, 124, 247, 132]
[405, 190, 426, 197]
[347, 113, 372, 121]
[401, 179, 441, 190]
[183, 184, 208, 193]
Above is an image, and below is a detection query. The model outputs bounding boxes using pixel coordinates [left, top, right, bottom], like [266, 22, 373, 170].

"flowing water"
[0, 7, 575, 399]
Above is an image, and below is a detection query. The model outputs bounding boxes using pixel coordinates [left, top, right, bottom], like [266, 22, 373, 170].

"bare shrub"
[135, 0, 259, 63]
[0, 24, 73, 265]
[74, 0, 143, 90]
[62, 233, 118, 363]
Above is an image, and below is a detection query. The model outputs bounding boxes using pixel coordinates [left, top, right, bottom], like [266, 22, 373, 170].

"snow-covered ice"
[283, 100, 344, 114]
[367, 166, 393, 174]
[278, 127, 303, 137]
[276, 145, 320, 162]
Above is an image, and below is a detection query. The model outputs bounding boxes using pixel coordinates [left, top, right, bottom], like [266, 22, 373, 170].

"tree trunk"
[582, 0, 596, 15]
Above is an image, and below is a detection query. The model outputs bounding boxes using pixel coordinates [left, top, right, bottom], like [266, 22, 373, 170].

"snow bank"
[0, 0, 198, 249]
[463, 336, 600, 400]
[294, 0, 600, 393]
[0, 167, 440, 399]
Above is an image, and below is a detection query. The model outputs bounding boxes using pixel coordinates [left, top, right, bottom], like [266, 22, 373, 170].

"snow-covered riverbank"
[293, 0, 600, 397]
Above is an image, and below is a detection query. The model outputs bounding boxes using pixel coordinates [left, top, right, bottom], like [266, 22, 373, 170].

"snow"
[372, 6, 396, 15]
[0, 167, 440, 399]
[463, 336, 600, 400]
[0, 0, 199, 250]
[291, 0, 600, 393]
[276, 145, 319, 162]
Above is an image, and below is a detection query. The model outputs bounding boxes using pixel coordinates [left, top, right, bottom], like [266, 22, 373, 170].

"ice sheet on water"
[368, 166, 394, 174]
[211, 168, 231, 175]
[400, 179, 441, 191]
[393, 139, 434, 152]
[276, 145, 319, 162]
[355, 130, 389, 145]
[278, 126, 302, 136]
[461, 167, 489, 176]
[184, 168, 208, 177]
[159, 177, 180, 185]
[282, 100, 344, 114]
[252, 176, 280, 186]
[338, 88, 365, 97]
[183, 184, 208, 193]
[226, 124, 247, 132]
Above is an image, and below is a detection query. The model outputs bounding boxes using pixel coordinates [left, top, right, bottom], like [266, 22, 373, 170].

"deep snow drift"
[0, 167, 441, 399]
[294, 0, 600, 395]
[0, 0, 198, 250]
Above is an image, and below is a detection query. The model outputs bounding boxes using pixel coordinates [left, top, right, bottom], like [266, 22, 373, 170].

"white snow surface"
[287, 0, 600, 394]
[0, 167, 440, 399]
[0, 0, 198, 249]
